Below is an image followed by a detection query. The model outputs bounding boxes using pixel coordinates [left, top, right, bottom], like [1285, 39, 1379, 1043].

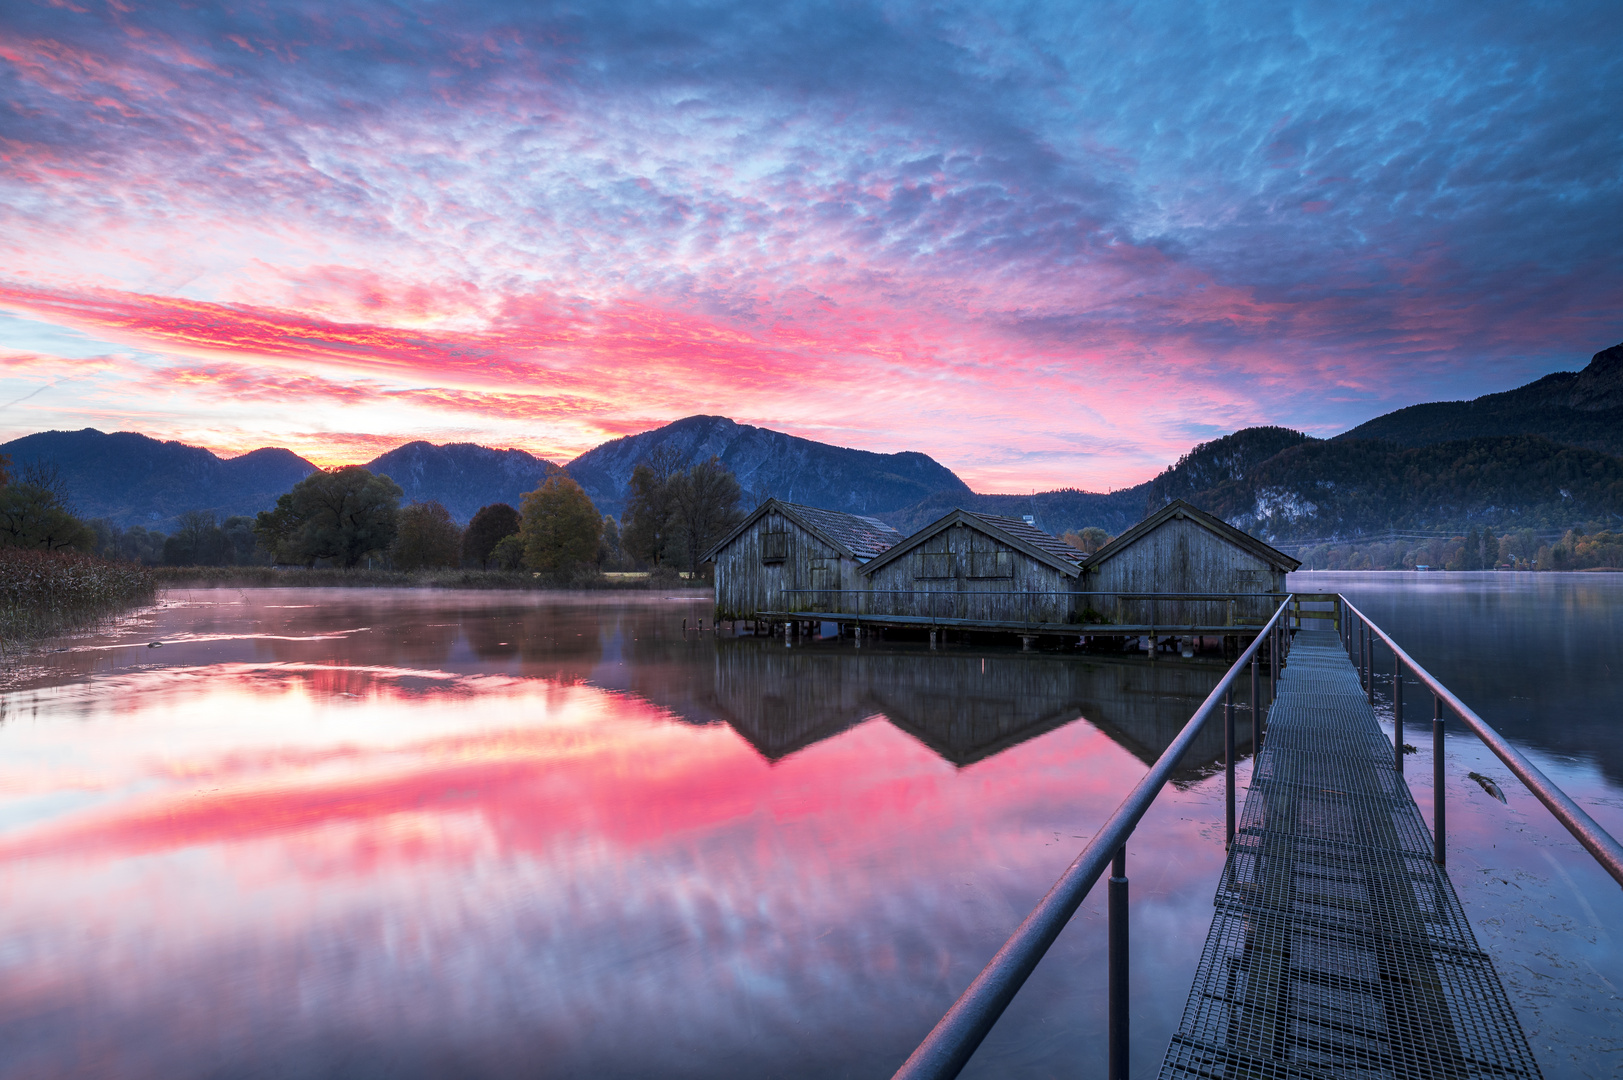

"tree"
[1062, 526, 1113, 555]
[0, 464, 96, 552]
[519, 476, 602, 574]
[491, 534, 526, 570]
[254, 467, 403, 567]
[392, 501, 463, 570]
[598, 515, 625, 570]
[163, 510, 232, 566]
[462, 503, 521, 568]
[671, 456, 743, 574]
[621, 446, 684, 568]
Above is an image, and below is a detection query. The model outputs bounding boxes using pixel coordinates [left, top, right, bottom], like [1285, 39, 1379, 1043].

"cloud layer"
[2, 1, 1620, 486]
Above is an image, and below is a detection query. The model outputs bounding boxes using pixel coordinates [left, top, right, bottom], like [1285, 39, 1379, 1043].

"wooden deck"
[1159, 631, 1541, 1079]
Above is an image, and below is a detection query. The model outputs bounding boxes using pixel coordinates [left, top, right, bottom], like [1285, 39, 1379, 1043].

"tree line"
[0, 450, 750, 576]
[1291, 522, 1623, 571]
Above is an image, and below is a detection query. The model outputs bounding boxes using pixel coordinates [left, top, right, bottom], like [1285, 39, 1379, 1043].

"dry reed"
[0, 549, 157, 656]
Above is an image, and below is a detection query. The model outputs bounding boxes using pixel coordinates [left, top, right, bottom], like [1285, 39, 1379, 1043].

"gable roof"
[859, 508, 1086, 579]
[700, 498, 904, 563]
[1085, 499, 1302, 573]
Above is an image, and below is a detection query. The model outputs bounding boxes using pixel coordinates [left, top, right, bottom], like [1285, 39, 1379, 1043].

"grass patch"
[0, 549, 157, 656]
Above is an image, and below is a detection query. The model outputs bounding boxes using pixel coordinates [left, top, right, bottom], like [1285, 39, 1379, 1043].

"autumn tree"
[1061, 526, 1113, 555]
[254, 467, 403, 567]
[462, 503, 521, 568]
[392, 501, 463, 570]
[519, 476, 602, 574]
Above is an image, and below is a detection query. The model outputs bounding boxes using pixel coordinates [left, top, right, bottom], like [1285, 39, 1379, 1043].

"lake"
[0, 577, 1617, 1078]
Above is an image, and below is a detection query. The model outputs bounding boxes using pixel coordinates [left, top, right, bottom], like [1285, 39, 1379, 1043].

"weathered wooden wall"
[1083, 515, 1285, 627]
[712, 509, 866, 620]
[863, 522, 1077, 624]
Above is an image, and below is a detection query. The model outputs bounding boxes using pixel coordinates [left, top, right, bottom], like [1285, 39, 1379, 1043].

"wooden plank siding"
[862, 519, 1080, 625]
[1080, 501, 1299, 629]
[707, 500, 902, 621]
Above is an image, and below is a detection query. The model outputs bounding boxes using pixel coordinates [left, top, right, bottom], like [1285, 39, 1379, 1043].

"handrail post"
[1251, 650, 1262, 749]
[1394, 653, 1404, 774]
[1366, 623, 1375, 705]
[1433, 695, 1446, 866]
[1224, 687, 1235, 847]
[1108, 846, 1128, 1080]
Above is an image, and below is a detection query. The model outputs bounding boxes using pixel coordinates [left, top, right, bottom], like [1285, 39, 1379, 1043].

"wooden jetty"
[1160, 630, 1541, 1079]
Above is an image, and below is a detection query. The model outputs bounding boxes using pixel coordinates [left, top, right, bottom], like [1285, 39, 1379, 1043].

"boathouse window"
[967, 550, 1013, 579]
[761, 530, 789, 563]
[916, 551, 955, 579]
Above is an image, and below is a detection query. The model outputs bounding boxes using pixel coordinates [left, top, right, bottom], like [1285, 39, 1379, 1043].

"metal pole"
[1433, 695, 1446, 866]
[1394, 653, 1404, 774]
[1366, 623, 1375, 705]
[1224, 687, 1235, 847]
[1251, 651, 1262, 750]
[1108, 846, 1128, 1080]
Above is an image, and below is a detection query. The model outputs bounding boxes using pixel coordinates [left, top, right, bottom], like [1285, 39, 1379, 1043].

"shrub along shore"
[0, 549, 156, 656]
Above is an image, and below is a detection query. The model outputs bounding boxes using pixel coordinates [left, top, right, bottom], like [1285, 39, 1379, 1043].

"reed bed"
[0, 549, 157, 655]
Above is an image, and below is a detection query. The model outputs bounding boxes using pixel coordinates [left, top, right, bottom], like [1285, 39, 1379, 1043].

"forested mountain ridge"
[364, 442, 560, 522]
[1338, 341, 1623, 455]
[562, 414, 971, 520]
[0, 429, 318, 527]
[1179, 434, 1623, 542]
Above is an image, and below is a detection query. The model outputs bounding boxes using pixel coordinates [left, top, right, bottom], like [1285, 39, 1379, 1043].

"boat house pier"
[888, 594, 1623, 1080]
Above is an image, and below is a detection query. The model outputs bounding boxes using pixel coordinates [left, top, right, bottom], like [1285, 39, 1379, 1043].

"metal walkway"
[1158, 631, 1542, 1080]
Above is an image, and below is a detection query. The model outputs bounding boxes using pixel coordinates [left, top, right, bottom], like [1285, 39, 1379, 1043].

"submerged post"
[1108, 846, 1128, 1080]
[1433, 695, 1446, 866]
[1224, 687, 1236, 848]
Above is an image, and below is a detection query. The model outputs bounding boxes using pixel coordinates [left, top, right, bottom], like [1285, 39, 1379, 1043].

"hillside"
[877, 487, 1144, 537]
[363, 442, 559, 522]
[1338, 341, 1623, 455]
[1181, 435, 1623, 542]
[0, 430, 318, 527]
[562, 415, 971, 519]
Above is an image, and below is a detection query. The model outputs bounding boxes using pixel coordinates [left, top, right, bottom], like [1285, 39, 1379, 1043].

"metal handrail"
[1340, 596, 1623, 888]
[890, 597, 1294, 1080]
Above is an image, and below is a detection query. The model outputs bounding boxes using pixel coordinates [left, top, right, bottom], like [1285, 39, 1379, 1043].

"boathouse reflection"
[703, 638, 1251, 774]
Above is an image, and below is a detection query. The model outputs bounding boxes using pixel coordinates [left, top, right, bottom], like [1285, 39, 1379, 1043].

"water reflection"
[0, 590, 1241, 1080]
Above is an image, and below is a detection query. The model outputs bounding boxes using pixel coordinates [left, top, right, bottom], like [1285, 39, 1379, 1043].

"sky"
[1, 1, 1620, 491]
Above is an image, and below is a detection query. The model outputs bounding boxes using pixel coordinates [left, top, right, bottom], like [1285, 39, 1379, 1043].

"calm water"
[0, 579, 1617, 1078]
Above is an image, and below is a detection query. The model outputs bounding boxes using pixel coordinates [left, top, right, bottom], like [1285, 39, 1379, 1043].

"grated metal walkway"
[1158, 631, 1541, 1080]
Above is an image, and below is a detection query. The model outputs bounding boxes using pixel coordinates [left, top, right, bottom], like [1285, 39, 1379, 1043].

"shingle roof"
[779, 502, 904, 561]
[700, 499, 904, 563]
[964, 511, 1085, 567]
[1085, 499, 1302, 572]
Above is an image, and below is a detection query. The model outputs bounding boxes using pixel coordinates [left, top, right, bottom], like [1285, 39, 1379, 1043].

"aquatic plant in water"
[0, 548, 156, 656]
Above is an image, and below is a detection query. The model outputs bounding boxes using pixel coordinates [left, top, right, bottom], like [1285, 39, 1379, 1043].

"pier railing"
[889, 597, 1294, 1080]
[1340, 596, 1623, 887]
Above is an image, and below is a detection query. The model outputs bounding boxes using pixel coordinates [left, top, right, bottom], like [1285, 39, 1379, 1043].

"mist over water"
[0, 582, 1617, 1077]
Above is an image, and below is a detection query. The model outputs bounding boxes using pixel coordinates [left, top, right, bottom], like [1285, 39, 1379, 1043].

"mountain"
[0, 429, 317, 528]
[1175, 435, 1623, 543]
[1143, 427, 1314, 511]
[363, 442, 559, 522]
[877, 487, 1144, 537]
[1338, 341, 1623, 455]
[562, 414, 972, 519]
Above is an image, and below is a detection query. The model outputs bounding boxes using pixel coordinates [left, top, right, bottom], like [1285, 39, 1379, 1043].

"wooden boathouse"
[1080, 499, 1299, 633]
[703, 498, 904, 622]
[857, 509, 1086, 625]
